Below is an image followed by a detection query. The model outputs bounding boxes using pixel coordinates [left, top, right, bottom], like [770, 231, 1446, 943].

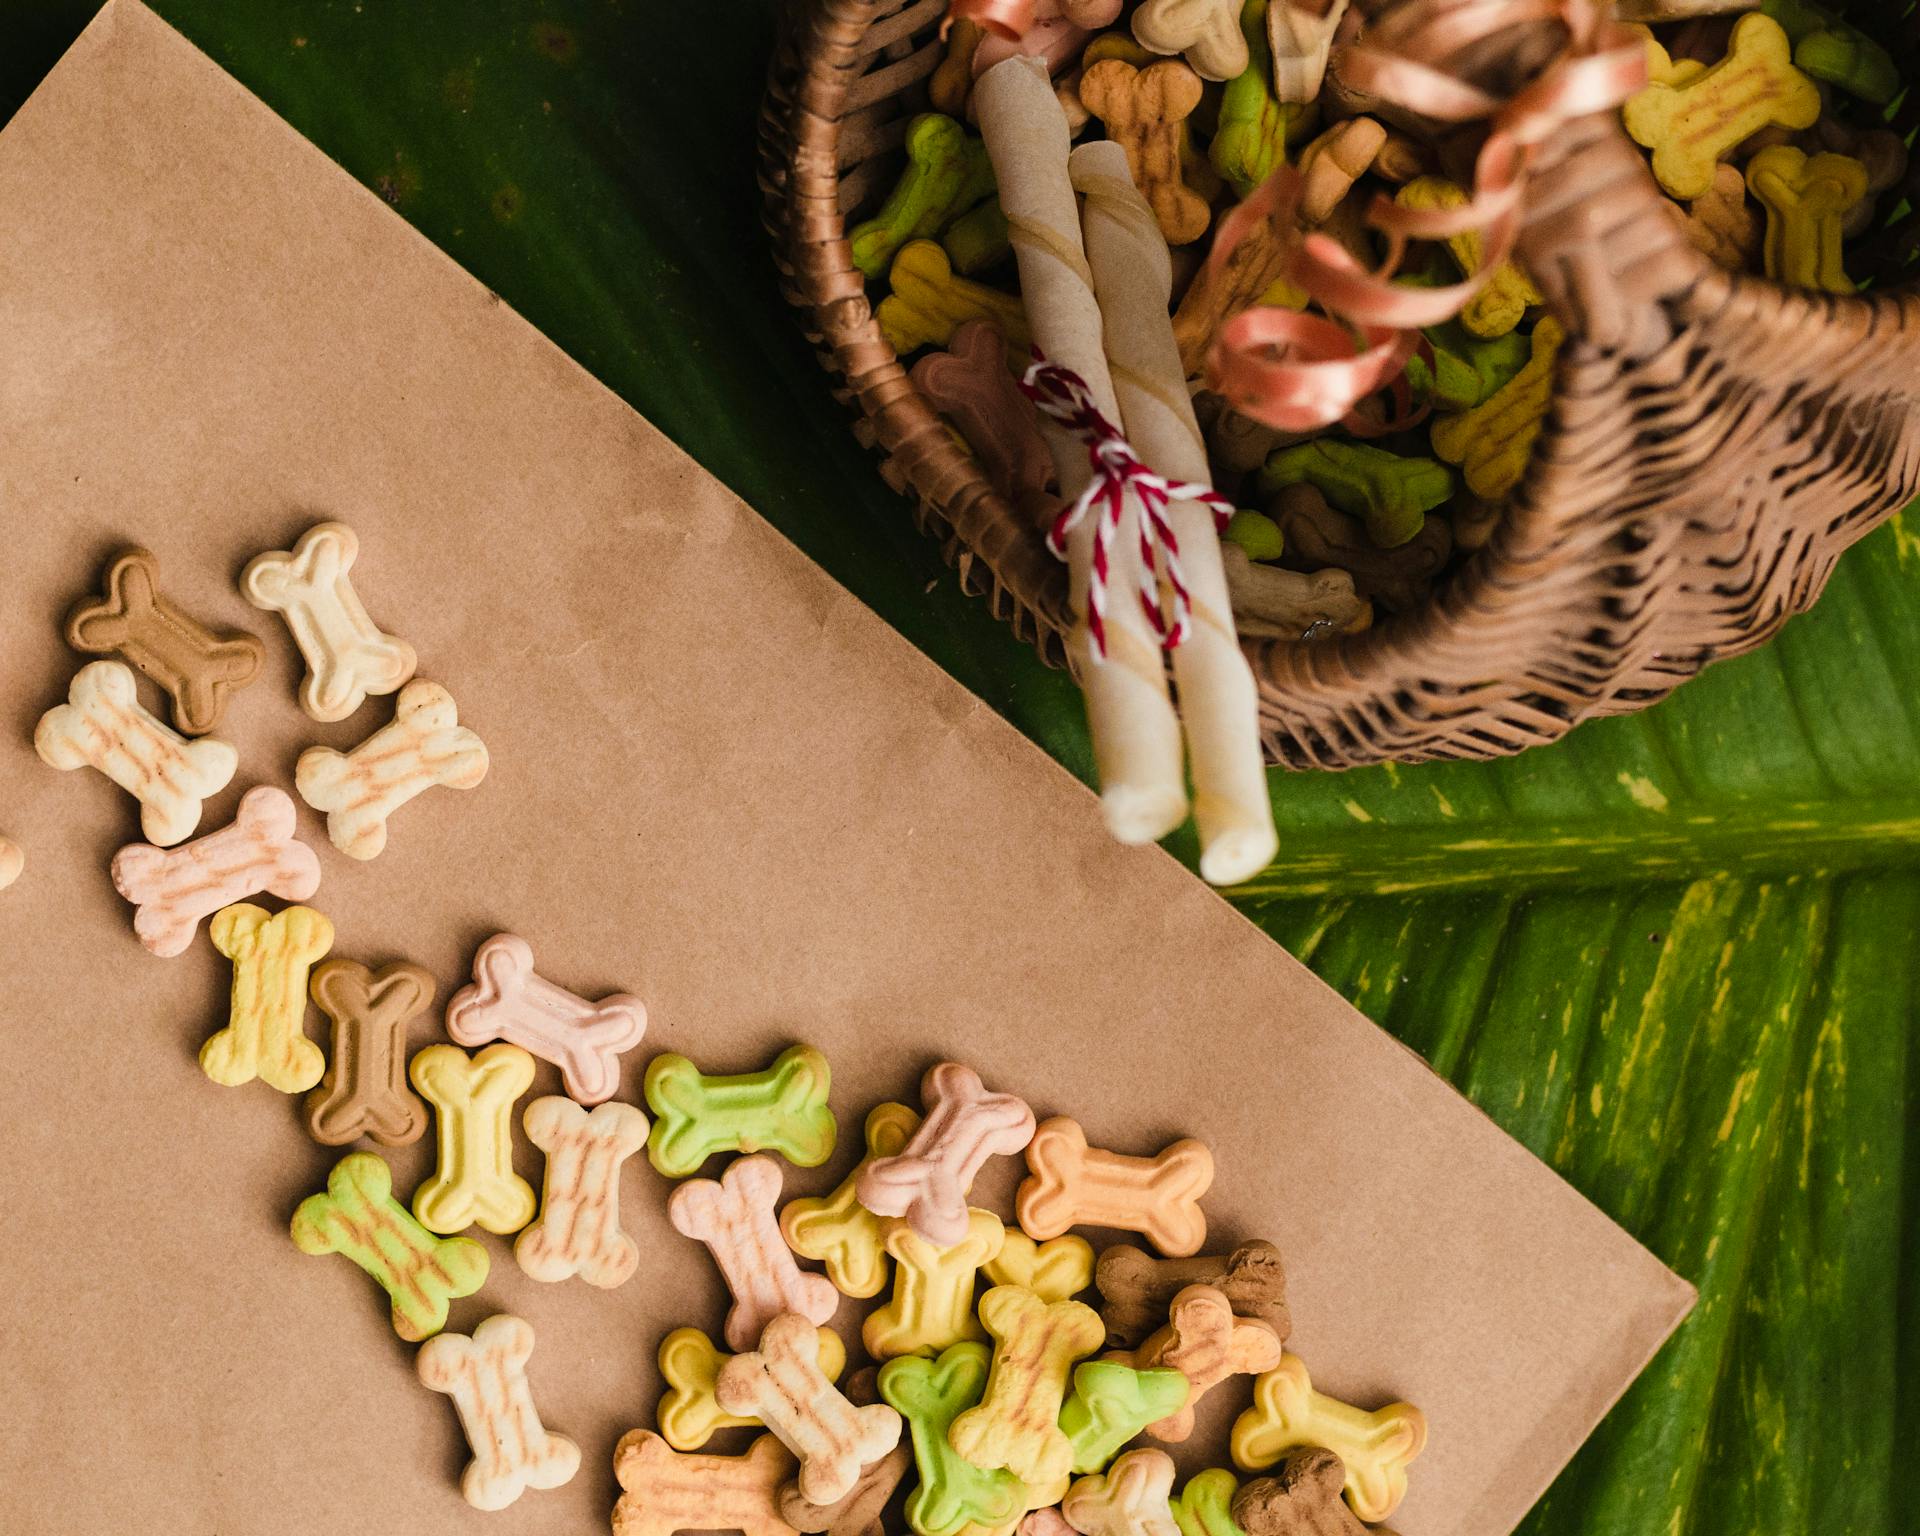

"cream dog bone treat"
[35, 660, 238, 847]
[857, 1061, 1036, 1246]
[1062, 1449, 1182, 1536]
[658, 1326, 849, 1451]
[0, 838, 20, 892]
[1133, 1284, 1284, 1441]
[516, 1097, 650, 1286]
[305, 958, 434, 1147]
[241, 521, 417, 722]
[1132, 0, 1248, 81]
[612, 1431, 801, 1536]
[446, 932, 647, 1105]
[410, 1042, 539, 1235]
[671, 1153, 841, 1350]
[1268, 0, 1351, 101]
[1230, 1354, 1425, 1523]
[111, 784, 320, 958]
[1017, 1117, 1214, 1256]
[295, 678, 489, 860]
[202, 903, 332, 1093]
[1096, 1240, 1291, 1348]
[416, 1313, 581, 1511]
[718, 1313, 905, 1506]
[1231, 1451, 1370, 1536]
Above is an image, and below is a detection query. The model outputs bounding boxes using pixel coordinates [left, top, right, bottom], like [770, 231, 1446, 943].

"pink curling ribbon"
[1019, 356, 1235, 662]
[1207, 0, 1649, 432]
[946, 0, 1036, 41]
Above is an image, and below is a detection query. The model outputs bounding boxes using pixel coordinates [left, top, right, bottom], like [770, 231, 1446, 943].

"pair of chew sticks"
[975, 56, 1276, 887]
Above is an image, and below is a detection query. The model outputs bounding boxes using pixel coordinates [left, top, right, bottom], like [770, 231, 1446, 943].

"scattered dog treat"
[782, 1100, 923, 1299]
[878, 241, 1031, 356]
[1131, 0, 1247, 81]
[849, 113, 997, 280]
[1232, 1450, 1367, 1536]
[669, 1153, 841, 1350]
[857, 1061, 1036, 1246]
[657, 1326, 849, 1452]
[881, 1342, 1028, 1536]
[417, 1313, 581, 1511]
[1024, 1506, 1081, 1536]
[1230, 1353, 1426, 1523]
[0, 837, 19, 892]
[646, 1043, 838, 1178]
[611, 1430, 802, 1536]
[984, 1231, 1096, 1303]
[516, 1096, 650, 1286]
[950, 1286, 1106, 1485]
[1430, 318, 1566, 502]
[304, 957, 434, 1147]
[1016, 1117, 1214, 1256]
[1063, 1447, 1181, 1536]
[909, 321, 1059, 524]
[1059, 1359, 1191, 1472]
[1747, 144, 1869, 293]
[1129, 1284, 1284, 1442]
[1171, 1468, 1246, 1536]
[1077, 59, 1211, 244]
[863, 1209, 1006, 1361]
[1094, 1240, 1291, 1348]
[201, 902, 331, 1093]
[409, 1041, 539, 1236]
[776, 1361, 914, 1536]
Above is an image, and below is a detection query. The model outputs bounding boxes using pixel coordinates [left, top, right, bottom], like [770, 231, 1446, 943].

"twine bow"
[1019, 356, 1234, 662]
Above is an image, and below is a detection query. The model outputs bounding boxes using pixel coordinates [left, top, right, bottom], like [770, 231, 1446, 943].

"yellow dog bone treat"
[1679, 162, 1763, 272]
[516, 1096, 650, 1286]
[658, 1326, 848, 1451]
[1623, 14, 1820, 201]
[612, 1430, 802, 1536]
[35, 659, 237, 847]
[290, 1150, 488, 1340]
[879, 241, 1032, 356]
[295, 678, 489, 860]
[1230, 1354, 1426, 1523]
[1078, 59, 1212, 245]
[417, 1313, 581, 1510]
[863, 1208, 1006, 1360]
[1063, 1449, 1181, 1536]
[858, 1061, 1036, 1247]
[984, 1232, 1096, 1303]
[672, 1153, 842, 1350]
[950, 1287, 1106, 1485]
[241, 521, 417, 722]
[0, 838, 20, 892]
[1746, 145, 1869, 294]
[783, 1100, 922, 1299]
[719, 1313, 906, 1506]
[202, 902, 331, 1092]
[1431, 316, 1565, 501]
[1016, 1117, 1214, 1257]
[410, 1042, 538, 1235]
[305, 957, 434, 1147]
[1131, 0, 1247, 82]
[1393, 178, 1543, 340]
[1131, 1285, 1283, 1442]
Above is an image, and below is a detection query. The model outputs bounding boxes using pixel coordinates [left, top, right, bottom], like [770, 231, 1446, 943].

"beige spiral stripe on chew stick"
[975, 55, 1188, 847]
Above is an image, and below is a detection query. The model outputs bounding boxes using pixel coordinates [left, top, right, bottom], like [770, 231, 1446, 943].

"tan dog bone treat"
[1678, 162, 1763, 272]
[718, 1313, 906, 1506]
[984, 1231, 1096, 1303]
[950, 1287, 1106, 1485]
[1220, 546, 1372, 641]
[35, 660, 238, 847]
[932, 21, 986, 116]
[1229, 1354, 1425, 1523]
[1078, 59, 1211, 245]
[0, 838, 19, 892]
[416, 1313, 580, 1511]
[1268, 0, 1350, 102]
[65, 548, 264, 735]
[410, 1042, 539, 1235]
[516, 1096, 650, 1286]
[295, 678, 489, 860]
[778, 1432, 912, 1536]
[241, 521, 417, 722]
[672, 1153, 841, 1350]
[864, 1209, 1006, 1360]
[445, 932, 646, 1105]
[1095, 1240, 1291, 1348]
[305, 958, 434, 1146]
[1131, 1285, 1284, 1441]
[203, 903, 331, 1092]
[910, 321, 1060, 526]
[110, 784, 319, 958]
[1062, 1449, 1181, 1536]
[660, 1327, 849, 1451]
[1747, 145, 1869, 294]
[1231, 1451, 1369, 1536]
[1132, 0, 1247, 82]
[1016, 1117, 1214, 1256]
[613, 1431, 801, 1536]
[858, 1061, 1036, 1247]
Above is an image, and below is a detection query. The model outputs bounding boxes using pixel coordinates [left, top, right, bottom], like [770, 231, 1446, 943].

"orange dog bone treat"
[613, 1430, 802, 1536]
[863, 1208, 1005, 1360]
[858, 1061, 1035, 1246]
[66, 547, 263, 736]
[410, 1042, 538, 1235]
[241, 521, 417, 722]
[1230, 1355, 1425, 1523]
[1231, 1451, 1369, 1536]
[950, 1287, 1105, 1485]
[417, 1313, 580, 1510]
[0, 838, 19, 892]
[1095, 1240, 1291, 1347]
[658, 1326, 848, 1451]
[516, 1097, 650, 1286]
[671, 1153, 841, 1350]
[984, 1231, 1096, 1303]
[305, 957, 433, 1146]
[202, 902, 331, 1092]
[1017, 1118, 1214, 1256]
[36, 660, 237, 847]
[111, 784, 319, 958]
[782, 1100, 923, 1300]
[1063, 1449, 1181, 1536]
[1131, 0, 1247, 82]
[1131, 1285, 1283, 1442]
[446, 932, 647, 1105]
[1078, 59, 1211, 245]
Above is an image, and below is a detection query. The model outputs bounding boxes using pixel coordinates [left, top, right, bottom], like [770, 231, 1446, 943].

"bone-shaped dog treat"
[241, 521, 417, 722]
[1172, 1469, 1247, 1536]
[670, 1153, 841, 1350]
[1095, 1240, 1291, 1349]
[1392, 178, 1544, 340]
[1058, 1360, 1192, 1473]
[658, 1326, 849, 1451]
[612, 1430, 802, 1536]
[1016, 1118, 1214, 1257]
[857, 1061, 1035, 1246]
[202, 902, 331, 1092]
[417, 1313, 581, 1510]
[1208, 0, 1296, 196]
[111, 784, 320, 957]
[1063, 1449, 1182, 1536]
[849, 113, 997, 279]
[0, 838, 19, 892]
[1132, 0, 1247, 81]
[931, 20, 985, 116]
[66, 548, 264, 735]
[1220, 547, 1371, 642]
[1270, 486, 1452, 615]
[1131, 1285, 1284, 1442]
[782, 1100, 922, 1299]
[1232, 1451, 1371, 1536]
[863, 1208, 1005, 1360]
[777, 1361, 913, 1536]
[1268, 0, 1350, 101]
[1678, 162, 1762, 277]
[1078, 60, 1211, 245]
[951, 1287, 1106, 1485]
[646, 1044, 838, 1178]
[878, 241, 1032, 356]
[410, 1042, 539, 1235]
[909, 322, 1058, 523]
[881, 1343, 1028, 1536]
[294, 678, 489, 860]
[446, 932, 646, 1105]
[718, 1314, 905, 1506]
[290, 1150, 488, 1340]
[1258, 440, 1454, 551]
[1747, 145, 1869, 294]
[1023, 1507, 1079, 1536]
[35, 660, 238, 847]
[1430, 317, 1565, 502]
[516, 1096, 649, 1286]
[984, 1231, 1096, 1303]
[1230, 1354, 1426, 1523]
[304, 957, 433, 1146]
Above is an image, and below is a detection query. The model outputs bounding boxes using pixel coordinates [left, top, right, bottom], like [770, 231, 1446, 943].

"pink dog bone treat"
[294, 678, 489, 860]
[416, 1313, 581, 1511]
[670, 1153, 841, 1351]
[973, 0, 1120, 75]
[35, 660, 238, 847]
[241, 521, 417, 722]
[1016, 1118, 1214, 1256]
[446, 933, 647, 1105]
[516, 1097, 651, 1287]
[910, 321, 1060, 527]
[857, 1062, 1036, 1247]
[110, 784, 320, 957]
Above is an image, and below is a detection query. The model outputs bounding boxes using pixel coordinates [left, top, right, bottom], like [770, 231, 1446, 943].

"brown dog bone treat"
[776, 1422, 912, 1536]
[933, 20, 987, 116]
[613, 1430, 801, 1536]
[1221, 545, 1372, 640]
[1078, 59, 1211, 245]
[911, 321, 1061, 528]
[66, 547, 264, 736]
[1132, 1284, 1284, 1441]
[1231, 1451, 1367, 1536]
[1017, 1117, 1214, 1256]
[1674, 162, 1762, 273]
[304, 957, 433, 1147]
[1270, 485, 1452, 614]
[1095, 1239, 1291, 1349]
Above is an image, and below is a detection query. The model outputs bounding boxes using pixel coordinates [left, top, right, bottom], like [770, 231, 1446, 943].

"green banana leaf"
[6, 4, 1917, 1533]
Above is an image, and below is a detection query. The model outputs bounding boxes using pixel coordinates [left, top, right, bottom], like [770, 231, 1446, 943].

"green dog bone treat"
[850, 114, 996, 280]
[1171, 1469, 1248, 1536]
[1407, 322, 1531, 413]
[880, 1342, 1026, 1536]
[644, 1043, 837, 1177]
[290, 1150, 488, 1341]
[1258, 441, 1455, 549]
[1060, 1359, 1193, 1474]
[1794, 27, 1900, 105]
[1209, 0, 1304, 198]
[942, 199, 1012, 276]
[1223, 510, 1285, 563]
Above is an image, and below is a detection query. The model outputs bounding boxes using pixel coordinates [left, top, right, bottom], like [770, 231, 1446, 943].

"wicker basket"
[759, 0, 1920, 770]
